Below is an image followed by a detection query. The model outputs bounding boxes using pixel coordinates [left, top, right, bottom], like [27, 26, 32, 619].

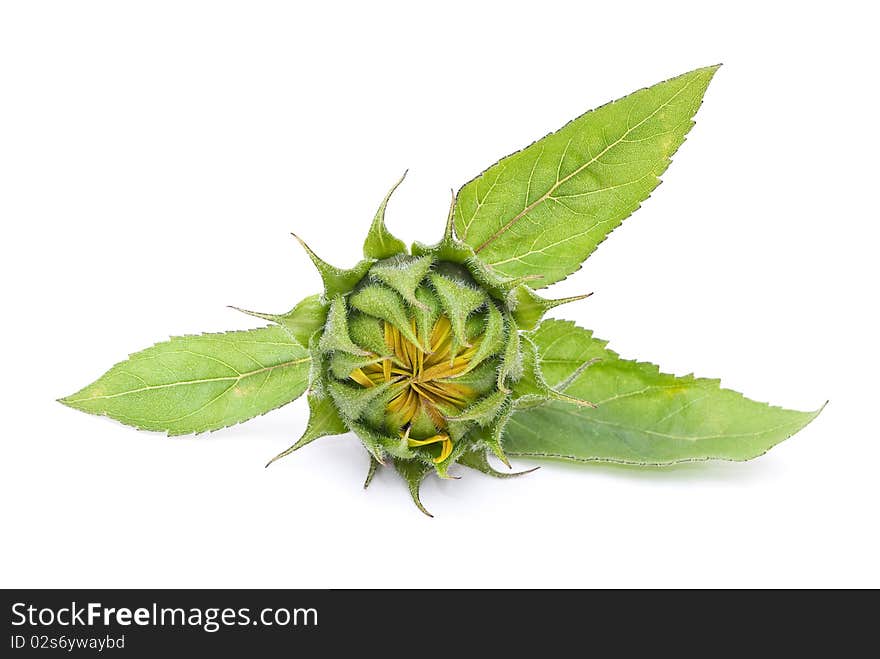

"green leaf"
[454, 65, 719, 287]
[363, 171, 408, 259]
[510, 335, 595, 409]
[508, 335, 555, 404]
[458, 449, 539, 479]
[448, 389, 508, 426]
[328, 378, 398, 422]
[363, 455, 382, 489]
[393, 458, 434, 517]
[350, 420, 412, 461]
[503, 320, 824, 465]
[509, 285, 591, 331]
[266, 391, 348, 466]
[231, 294, 328, 347]
[466, 256, 541, 300]
[369, 254, 434, 309]
[429, 272, 487, 349]
[496, 320, 523, 392]
[319, 295, 370, 356]
[409, 405, 439, 439]
[413, 285, 442, 344]
[480, 413, 513, 468]
[460, 300, 505, 373]
[60, 326, 311, 435]
[329, 351, 385, 380]
[293, 233, 373, 298]
[348, 421, 392, 463]
[348, 312, 390, 356]
[349, 283, 421, 348]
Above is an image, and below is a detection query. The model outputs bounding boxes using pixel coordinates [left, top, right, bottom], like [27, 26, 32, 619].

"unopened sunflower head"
[322, 257, 513, 470]
[259, 175, 592, 515]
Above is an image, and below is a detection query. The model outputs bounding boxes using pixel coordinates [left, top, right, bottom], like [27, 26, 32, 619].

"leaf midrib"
[507, 408, 806, 444]
[473, 74, 702, 255]
[65, 356, 311, 403]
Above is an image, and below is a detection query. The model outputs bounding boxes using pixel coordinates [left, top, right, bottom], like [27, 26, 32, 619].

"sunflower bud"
[263, 174, 590, 515]
[320, 254, 516, 471]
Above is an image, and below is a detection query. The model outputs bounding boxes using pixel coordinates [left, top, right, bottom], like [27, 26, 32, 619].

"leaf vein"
[66, 356, 310, 403]
[473, 74, 702, 254]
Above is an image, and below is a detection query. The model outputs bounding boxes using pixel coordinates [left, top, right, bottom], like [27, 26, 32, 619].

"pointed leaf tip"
[508, 319, 823, 465]
[228, 305, 278, 324]
[265, 392, 348, 467]
[293, 233, 373, 298]
[455, 65, 719, 287]
[458, 450, 540, 479]
[363, 171, 409, 260]
[363, 455, 381, 489]
[510, 286, 592, 330]
[61, 326, 311, 436]
[230, 294, 328, 347]
[487, 438, 511, 468]
[394, 458, 434, 517]
[444, 188, 456, 241]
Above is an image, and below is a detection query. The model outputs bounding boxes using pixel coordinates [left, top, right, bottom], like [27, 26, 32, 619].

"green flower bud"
[267, 174, 591, 514]
[323, 255, 514, 467]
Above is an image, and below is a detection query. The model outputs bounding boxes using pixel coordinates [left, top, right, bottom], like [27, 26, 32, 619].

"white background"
[2, 1, 877, 588]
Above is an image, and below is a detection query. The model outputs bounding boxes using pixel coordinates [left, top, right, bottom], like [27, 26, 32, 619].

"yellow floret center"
[349, 316, 479, 463]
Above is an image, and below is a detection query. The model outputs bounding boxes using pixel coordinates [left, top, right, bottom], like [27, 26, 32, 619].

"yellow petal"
[434, 437, 453, 463]
[406, 433, 448, 448]
[350, 368, 375, 388]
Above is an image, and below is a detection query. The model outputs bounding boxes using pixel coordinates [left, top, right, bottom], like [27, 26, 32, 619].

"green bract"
[61, 66, 823, 516]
